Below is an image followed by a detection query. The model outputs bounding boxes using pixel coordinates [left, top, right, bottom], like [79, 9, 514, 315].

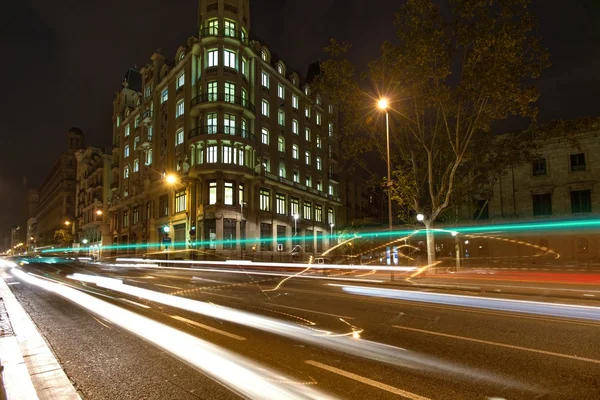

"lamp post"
[82, 238, 89, 257]
[378, 98, 393, 233]
[451, 231, 460, 271]
[330, 223, 335, 248]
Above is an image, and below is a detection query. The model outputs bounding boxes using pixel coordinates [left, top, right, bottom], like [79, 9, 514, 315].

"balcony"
[191, 93, 255, 114]
[136, 110, 153, 126]
[199, 27, 248, 45]
[328, 173, 339, 183]
[110, 181, 119, 191]
[111, 161, 119, 170]
[188, 125, 257, 142]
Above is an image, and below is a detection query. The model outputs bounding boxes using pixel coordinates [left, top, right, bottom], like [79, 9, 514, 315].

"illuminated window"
[175, 129, 184, 145]
[209, 181, 217, 204]
[124, 145, 130, 158]
[278, 136, 285, 152]
[207, 49, 218, 67]
[316, 112, 322, 125]
[224, 113, 236, 135]
[239, 183, 244, 205]
[224, 82, 235, 103]
[292, 95, 298, 109]
[241, 57, 248, 77]
[277, 63, 284, 74]
[224, 20, 236, 37]
[134, 117, 139, 128]
[148, 125, 153, 140]
[260, 188, 270, 211]
[316, 157, 322, 170]
[328, 184, 334, 196]
[305, 151, 311, 165]
[293, 170, 299, 183]
[292, 119, 298, 135]
[224, 49, 236, 69]
[125, 125, 130, 137]
[316, 135, 322, 148]
[278, 109, 285, 126]
[262, 99, 269, 116]
[261, 50, 267, 61]
[328, 123, 334, 137]
[317, 180, 322, 191]
[161, 89, 168, 103]
[207, 19, 218, 35]
[177, 72, 185, 89]
[291, 197, 299, 216]
[207, 145, 217, 163]
[145, 148, 152, 165]
[224, 182, 234, 205]
[238, 147, 245, 166]
[222, 144, 232, 163]
[276, 194, 286, 214]
[175, 190, 186, 213]
[303, 201, 312, 220]
[304, 86, 310, 96]
[116, 116, 120, 127]
[315, 205, 322, 222]
[328, 208, 334, 225]
[329, 104, 333, 114]
[305, 106, 310, 118]
[292, 144, 299, 159]
[316, 96, 321, 106]
[261, 71, 269, 88]
[134, 137, 139, 150]
[305, 128, 311, 142]
[133, 158, 139, 172]
[207, 81, 217, 101]
[261, 128, 269, 145]
[133, 207, 139, 225]
[278, 84, 285, 99]
[123, 210, 129, 227]
[176, 100, 184, 118]
[124, 165, 129, 179]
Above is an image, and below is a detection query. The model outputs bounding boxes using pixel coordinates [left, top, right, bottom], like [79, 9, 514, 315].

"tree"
[313, 0, 549, 264]
[53, 228, 73, 247]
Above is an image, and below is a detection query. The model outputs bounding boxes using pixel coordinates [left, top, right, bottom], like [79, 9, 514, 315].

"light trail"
[64, 272, 537, 392]
[332, 284, 600, 321]
[11, 269, 333, 400]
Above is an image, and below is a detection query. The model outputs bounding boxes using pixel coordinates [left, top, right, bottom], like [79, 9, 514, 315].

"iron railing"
[191, 92, 255, 114]
[188, 125, 256, 142]
[199, 27, 248, 44]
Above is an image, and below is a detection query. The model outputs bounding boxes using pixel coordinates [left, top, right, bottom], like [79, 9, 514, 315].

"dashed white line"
[120, 298, 151, 309]
[393, 325, 600, 364]
[305, 360, 430, 400]
[171, 315, 246, 341]
[270, 303, 355, 320]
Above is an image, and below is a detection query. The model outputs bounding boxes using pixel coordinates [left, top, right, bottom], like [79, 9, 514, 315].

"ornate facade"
[108, 0, 341, 258]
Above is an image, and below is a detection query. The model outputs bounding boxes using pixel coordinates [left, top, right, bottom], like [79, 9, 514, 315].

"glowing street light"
[163, 226, 171, 234]
[377, 97, 393, 234]
[416, 214, 425, 222]
[330, 223, 335, 238]
[165, 174, 177, 185]
[82, 239, 88, 244]
[378, 98, 389, 110]
[64, 220, 71, 226]
[96, 210, 103, 216]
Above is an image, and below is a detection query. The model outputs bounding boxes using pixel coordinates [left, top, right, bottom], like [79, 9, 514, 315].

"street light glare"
[378, 98, 389, 110]
[96, 210, 103, 215]
[416, 214, 425, 222]
[165, 174, 177, 185]
[293, 213, 299, 220]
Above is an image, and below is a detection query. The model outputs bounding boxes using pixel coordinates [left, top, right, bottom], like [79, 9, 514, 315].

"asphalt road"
[3, 260, 600, 399]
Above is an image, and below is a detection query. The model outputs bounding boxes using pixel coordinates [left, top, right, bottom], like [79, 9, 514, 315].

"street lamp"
[416, 213, 425, 222]
[64, 220, 71, 226]
[451, 231, 460, 271]
[378, 98, 393, 233]
[82, 238, 88, 244]
[330, 223, 335, 241]
[163, 226, 170, 234]
[96, 210, 103, 216]
[165, 173, 177, 185]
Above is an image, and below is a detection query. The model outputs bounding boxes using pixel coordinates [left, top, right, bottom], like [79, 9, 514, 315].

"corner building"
[109, 0, 341, 258]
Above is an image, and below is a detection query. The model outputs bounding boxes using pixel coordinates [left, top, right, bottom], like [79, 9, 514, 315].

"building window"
[279, 163, 285, 177]
[276, 194, 286, 214]
[262, 99, 269, 116]
[262, 158, 270, 172]
[159, 194, 168, 217]
[134, 137, 139, 150]
[238, 147, 245, 166]
[306, 175, 311, 187]
[278, 84, 285, 99]
[124, 145, 130, 158]
[275, 136, 284, 153]
[124, 166, 129, 179]
[305, 106, 310, 118]
[176, 100, 184, 118]
[123, 210, 129, 227]
[224, 49, 236, 69]
[207, 113, 217, 134]
[328, 208, 334, 225]
[291, 197, 299, 216]
[241, 118, 247, 138]
[224, 113, 236, 135]
[329, 104, 334, 114]
[260, 188, 270, 211]
[224, 20, 236, 37]
[292, 144, 299, 159]
[292, 119, 299, 135]
[117, 116, 121, 127]
[161, 88, 168, 103]
[305, 128, 311, 142]
[224, 181, 234, 205]
[133, 158, 139, 172]
[222, 218, 236, 249]
[316, 112, 322, 125]
[570, 153, 586, 171]
[277, 63, 284, 74]
[292, 95, 298, 110]
[261, 128, 269, 145]
[125, 124, 130, 137]
[261, 71, 269, 88]
[571, 190, 592, 214]
[315, 205, 323, 222]
[303, 201, 312, 220]
[278, 109, 285, 126]
[134, 117, 139, 128]
[207, 81, 217, 101]
[207, 18, 218, 35]
[209, 181, 217, 205]
[293, 170, 299, 183]
[222, 144, 233, 163]
[148, 125, 153, 140]
[133, 207, 139, 225]
[176, 129, 184, 145]
[317, 180, 322, 191]
[533, 193, 552, 216]
[261, 50, 268, 61]
[328, 123, 333, 137]
[207, 49, 218, 67]
[207, 145, 217, 163]
[241, 57, 248, 77]
[145, 148, 152, 166]
[316, 157, 322, 170]
[239, 183, 244, 205]
[175, 190, 186, 213]
[177, 72, 185, 89]
[328, 144, 333, 158]
[305, 151, 311, 165]
[316, 135, 322, 148]
[224, 82, 235, 103]
[260, 223, 272, 251]
[532, 158, 547, 176]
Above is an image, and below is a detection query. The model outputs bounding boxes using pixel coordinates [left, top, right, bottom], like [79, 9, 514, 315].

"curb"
[0, 274, 81, 400]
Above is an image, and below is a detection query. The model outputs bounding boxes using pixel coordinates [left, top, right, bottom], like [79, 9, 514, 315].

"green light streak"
[41, 218, 600, 254]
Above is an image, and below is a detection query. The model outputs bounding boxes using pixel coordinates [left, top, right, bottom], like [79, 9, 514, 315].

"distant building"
[26, 190, 39, 251]
[74, 146, 112, 248]
[107, 0, 343, 258]
[34, 128, 83, 247]
[10, 225, 23, 253]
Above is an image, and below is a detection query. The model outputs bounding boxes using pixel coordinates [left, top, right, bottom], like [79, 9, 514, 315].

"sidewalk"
[0, 273, 80, 400]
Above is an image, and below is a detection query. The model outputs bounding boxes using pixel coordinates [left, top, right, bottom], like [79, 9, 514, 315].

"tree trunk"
[424, 221, 436, 266]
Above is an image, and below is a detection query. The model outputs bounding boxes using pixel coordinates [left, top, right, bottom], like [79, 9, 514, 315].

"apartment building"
[108, 0, 341, 258]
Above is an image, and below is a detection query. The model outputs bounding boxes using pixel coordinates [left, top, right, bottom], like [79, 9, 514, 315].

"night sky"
[1, 0, 599, 236]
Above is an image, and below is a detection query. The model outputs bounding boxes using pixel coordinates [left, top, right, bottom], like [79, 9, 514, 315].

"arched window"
[180, 52, 185, 60]
[261, 50, 268, 61]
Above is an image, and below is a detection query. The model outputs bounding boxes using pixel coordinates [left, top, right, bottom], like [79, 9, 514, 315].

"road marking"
[270, 303, 355, 320]
[120, 298, 151, 309]
[7, 281, 20, 285]
[393, 325, 600, 364]
[192, 276, 227, 283]
[92, 316, 112, 329]
[155, 283, 183, 290]
[170, 315, 246, 341]
[583, 294, 595, 297]
[305, 360, 430, 400]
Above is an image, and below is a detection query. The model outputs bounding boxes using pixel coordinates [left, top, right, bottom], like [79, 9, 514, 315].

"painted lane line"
[305, 360, 430, 400]
[119, 298, 151, 309]
[154, 283, 183, 290]
[270, 303, 355, 320]
[192, 276, 228, 283]
[170, 315, 246, 341]
[393, 325, 600, 365]
[92, 316, 112, 329]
